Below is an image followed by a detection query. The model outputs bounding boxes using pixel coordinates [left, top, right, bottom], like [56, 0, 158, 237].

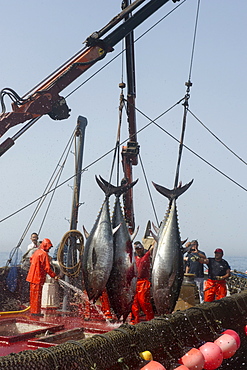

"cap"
[40, 238, 53, 251]
[191, 240, 198, 245]
[214, 248, 224, 255]
[135, 243, 143, 249]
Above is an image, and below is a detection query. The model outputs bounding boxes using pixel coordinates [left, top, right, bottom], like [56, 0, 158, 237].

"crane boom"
[0, 0, 179, 155]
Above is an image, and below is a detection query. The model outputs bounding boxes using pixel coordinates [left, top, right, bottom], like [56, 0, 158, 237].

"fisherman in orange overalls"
[26, 238, 58, 316]
[131, 241, 154, 324]
[196, 248, 231, 302]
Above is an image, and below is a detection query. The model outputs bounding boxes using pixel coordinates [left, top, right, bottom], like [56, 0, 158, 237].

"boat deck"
[0, 307, 121, 357]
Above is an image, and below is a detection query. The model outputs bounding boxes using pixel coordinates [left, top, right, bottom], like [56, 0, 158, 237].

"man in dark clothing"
[131, 241, 154, 324]
[197, 248, 230, 302]
[185, 240, 206, 303]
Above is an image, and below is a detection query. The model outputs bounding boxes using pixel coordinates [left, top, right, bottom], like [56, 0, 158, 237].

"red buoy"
[140, 360, 167, 370]
[199, 342, 223, 370]
[245, 325, 247, 336]
[173, 366, 190, 370]
[178, 348, 205, 370]
[222, 329, 241, 349]
[214, 334, 238, 359]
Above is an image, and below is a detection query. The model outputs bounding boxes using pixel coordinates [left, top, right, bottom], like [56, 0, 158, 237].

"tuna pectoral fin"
[152, 179, 193, 200]
[92, 248, 97, 269]
[113, 223, 121, 235]
[168, 271, 177, 289]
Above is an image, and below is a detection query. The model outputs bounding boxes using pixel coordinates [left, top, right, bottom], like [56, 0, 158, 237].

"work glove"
[191, 255, 200, 262]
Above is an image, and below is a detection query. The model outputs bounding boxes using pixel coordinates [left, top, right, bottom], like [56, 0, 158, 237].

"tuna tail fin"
[97, 175, 138, 197]
[152, 179, 193, 201]
[95, 176, 117, 197]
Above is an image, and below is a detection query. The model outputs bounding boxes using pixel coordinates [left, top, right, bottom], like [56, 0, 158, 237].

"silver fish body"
[82, 196, 113, 302]
[152, 199, 183, 314]
[106, 196, 137, 321]
[151, 180, 193, 315]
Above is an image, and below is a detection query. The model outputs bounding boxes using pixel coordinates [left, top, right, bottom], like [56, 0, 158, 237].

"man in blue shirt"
[185, 240, 206, 303]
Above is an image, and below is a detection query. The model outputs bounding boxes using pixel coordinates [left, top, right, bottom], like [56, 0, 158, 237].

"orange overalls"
[131, 250, 154, 324]
[26, 242, 56, 314]
[204, 279, 227, 302]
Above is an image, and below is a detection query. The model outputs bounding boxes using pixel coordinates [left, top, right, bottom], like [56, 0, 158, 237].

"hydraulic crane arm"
[0, 0, 179, 155]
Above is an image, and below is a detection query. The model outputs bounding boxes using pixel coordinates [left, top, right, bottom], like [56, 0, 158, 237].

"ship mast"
[121, 0, 139, 235]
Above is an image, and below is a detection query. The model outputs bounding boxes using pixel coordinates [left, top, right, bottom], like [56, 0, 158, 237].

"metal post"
[62, 116, 87, 312]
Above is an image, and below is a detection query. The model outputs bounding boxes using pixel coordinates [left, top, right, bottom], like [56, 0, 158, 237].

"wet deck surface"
[0, 308, 122, 357]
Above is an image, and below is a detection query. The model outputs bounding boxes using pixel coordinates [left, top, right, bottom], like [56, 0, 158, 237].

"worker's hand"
[54, 276, 59, 280]
[191, 255, 200, 262]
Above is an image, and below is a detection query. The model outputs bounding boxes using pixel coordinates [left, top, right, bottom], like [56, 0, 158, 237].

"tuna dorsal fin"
[152, 179, 193, 201]
[143, 220, 151, 239]
[98, 175, 138, 197]
[130, 225, 139, 242]
[83, 225, 90, 239]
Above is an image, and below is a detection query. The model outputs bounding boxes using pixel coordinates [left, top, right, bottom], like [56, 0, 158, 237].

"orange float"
[222, 329, 240, 349]
[173, 365, 190, 370]
[199, 342, 223, 370]
[178, 348, 205, 370]
[214, 334, 238, 359]
[140, 360, 167, 370]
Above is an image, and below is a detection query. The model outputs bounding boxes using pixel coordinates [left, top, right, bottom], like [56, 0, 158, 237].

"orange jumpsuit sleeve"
[27, 249, 56, 285]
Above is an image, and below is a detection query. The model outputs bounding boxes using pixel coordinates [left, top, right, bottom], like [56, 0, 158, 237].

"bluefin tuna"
[151, 180, 193, 315]
[82, 176, 120, 302]
[98, 176, 138, 321]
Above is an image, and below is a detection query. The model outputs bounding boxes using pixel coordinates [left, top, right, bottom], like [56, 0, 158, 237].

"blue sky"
[0, 0, 246, 259]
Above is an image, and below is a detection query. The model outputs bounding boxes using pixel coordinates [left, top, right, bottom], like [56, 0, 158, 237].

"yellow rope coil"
[57, 230, 84, 277]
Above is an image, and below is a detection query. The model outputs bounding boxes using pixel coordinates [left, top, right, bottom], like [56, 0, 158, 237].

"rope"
[91, 333, 130, 369]
[37, 347, 60, 370]
[138, 153, 159, 226]
[0, 305, 30, 315]
[57, 230, 84, 277]
[3, 128, 75, 268]
[132, 104, 247, 192]
[173, 0, 201, 188]
[188, 108, 247, 166]
[108, 87, 125, 186]
[65, 1, 187, 100]
[66, 340, 95, 368]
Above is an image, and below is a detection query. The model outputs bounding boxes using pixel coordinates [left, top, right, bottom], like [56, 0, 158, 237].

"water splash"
[58, 279, 114, 324]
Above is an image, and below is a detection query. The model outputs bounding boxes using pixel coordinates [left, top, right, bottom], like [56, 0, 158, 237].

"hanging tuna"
[151, 180, 193, 315]
[99, 176, 138, 321]
[82, 176, 120, 302]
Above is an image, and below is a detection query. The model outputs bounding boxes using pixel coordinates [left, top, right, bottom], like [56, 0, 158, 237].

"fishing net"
[1, 292, 247, 369]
